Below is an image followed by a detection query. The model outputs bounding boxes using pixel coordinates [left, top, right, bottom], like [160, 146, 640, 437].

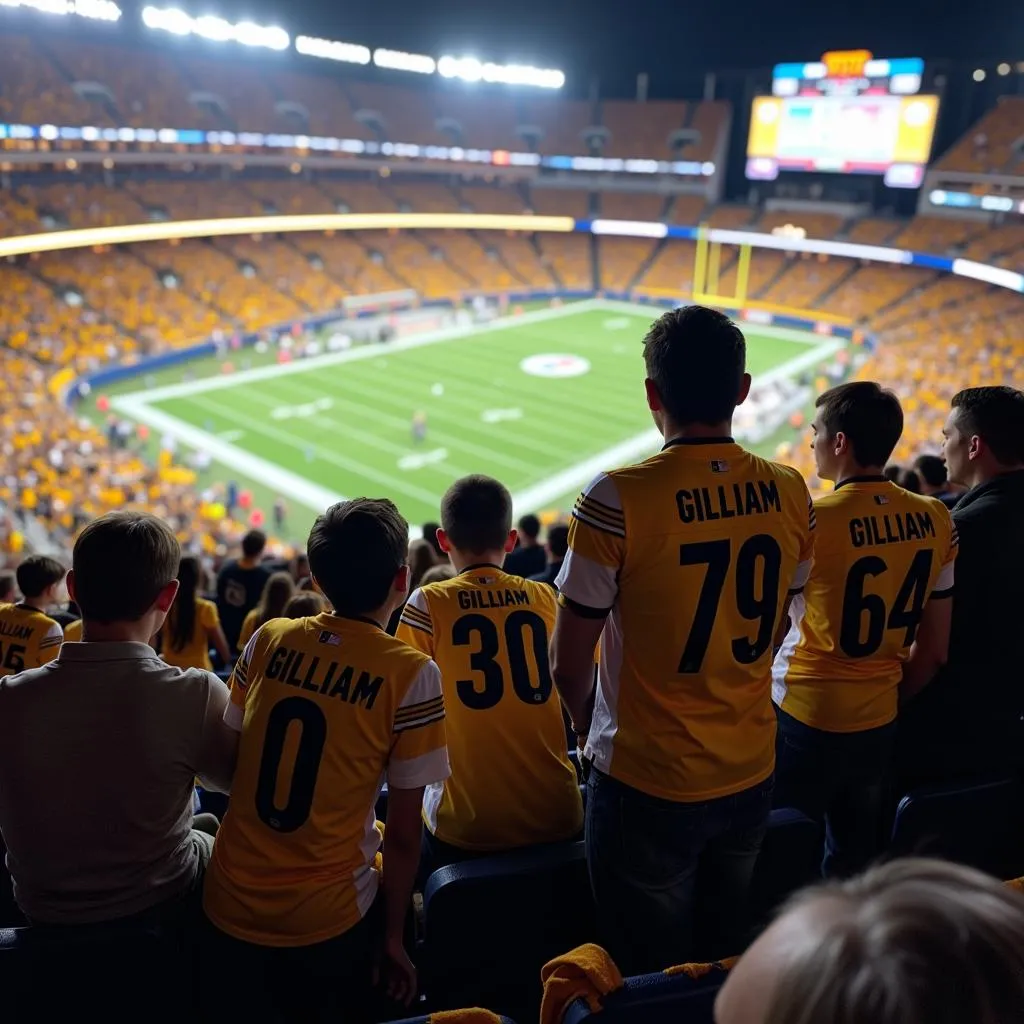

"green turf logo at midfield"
[519, 354, 591, 379]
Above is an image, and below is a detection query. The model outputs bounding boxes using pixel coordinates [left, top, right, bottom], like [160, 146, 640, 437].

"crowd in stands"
[0, 306, 1021, 1023]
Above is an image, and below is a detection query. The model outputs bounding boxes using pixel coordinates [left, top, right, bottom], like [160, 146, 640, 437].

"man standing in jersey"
[551, 305, 815, 972]
[772, 383, 957, 877]
[0, 556, 66, 677]
[397, 476, 582, 880]
[202, 500, 450, 1018]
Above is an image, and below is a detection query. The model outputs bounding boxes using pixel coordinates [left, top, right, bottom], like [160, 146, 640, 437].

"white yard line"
[111, 302, 843, 528]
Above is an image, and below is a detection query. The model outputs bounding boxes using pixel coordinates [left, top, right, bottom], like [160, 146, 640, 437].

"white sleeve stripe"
[398, 660, 443, 709]
[393, 709, 446, 733]
[223, 702, 243, 732]
[572, 508, 626, 538]
[404, 588, 430, 617]
[387, 746, 451, 789]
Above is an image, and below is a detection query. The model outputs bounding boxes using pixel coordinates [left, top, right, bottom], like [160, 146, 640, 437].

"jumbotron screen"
[746, 51, 939, 190]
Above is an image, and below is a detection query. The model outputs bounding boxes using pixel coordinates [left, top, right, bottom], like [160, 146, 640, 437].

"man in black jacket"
[897, 387, 1024, 790]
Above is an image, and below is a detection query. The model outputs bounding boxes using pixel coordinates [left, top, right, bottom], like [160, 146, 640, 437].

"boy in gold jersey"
[552, 306, 815, 973]
[397, 476, 582, 880]
[0, 556, 66, 677]
[202, 499, 450, 1018]
[773, 382, 956, 877]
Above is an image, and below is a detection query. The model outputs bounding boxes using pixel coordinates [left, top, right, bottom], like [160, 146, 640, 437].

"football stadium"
[0, 1, 1023, 1020]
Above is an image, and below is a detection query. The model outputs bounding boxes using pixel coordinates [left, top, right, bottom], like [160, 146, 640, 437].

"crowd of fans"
[0, 306, 1021, 1023]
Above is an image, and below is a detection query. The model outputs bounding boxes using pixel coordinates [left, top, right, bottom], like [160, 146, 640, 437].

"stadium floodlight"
[997, 62, 1011, 76]
[141, 5, 289, 50]
[296, 35, 370, 64]
[373, 48, 436, 74]
[439, 54, 564, 88]
[0, 0, 121, 19]
[972, 68, 986, 81]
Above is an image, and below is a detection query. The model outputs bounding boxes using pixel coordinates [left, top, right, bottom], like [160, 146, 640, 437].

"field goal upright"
[691, 223, 752, 310]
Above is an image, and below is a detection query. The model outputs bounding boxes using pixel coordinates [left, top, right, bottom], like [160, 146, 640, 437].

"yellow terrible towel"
[430, 1010, 507, 1024]
[664, 956, 738, 979]
[540, 943, 625, 1024]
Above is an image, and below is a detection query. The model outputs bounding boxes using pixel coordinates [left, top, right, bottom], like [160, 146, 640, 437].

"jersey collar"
[320, 611, 386, 632]
[834, 474, 889, 491]
[459, 562, 504, 576]
[663, 436, 735, 451]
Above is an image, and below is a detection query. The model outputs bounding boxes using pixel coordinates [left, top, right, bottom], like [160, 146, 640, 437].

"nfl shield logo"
[874, 495, 889, 506]
[711, 459, 730, 473]
[318, 631, 342, 646]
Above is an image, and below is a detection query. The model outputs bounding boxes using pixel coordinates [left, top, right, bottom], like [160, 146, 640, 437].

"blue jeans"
[586, 769, 773, 974]
[773, 708, 896, 879]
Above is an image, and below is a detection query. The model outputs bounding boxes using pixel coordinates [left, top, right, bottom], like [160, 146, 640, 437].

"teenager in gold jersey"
[552, 306, 815, 973]
[202, 499, 450, 1019]
[397, 475, 583, 880]
[0, 556, 66, 677]
[772, 382, 956, 877]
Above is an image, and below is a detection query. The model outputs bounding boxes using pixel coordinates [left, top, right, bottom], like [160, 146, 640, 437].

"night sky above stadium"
[204, 0, 1022, 94]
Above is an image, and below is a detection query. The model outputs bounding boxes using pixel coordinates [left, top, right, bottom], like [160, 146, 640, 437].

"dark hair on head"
[73, 512, 180, 623]
[241, 529, 267, 559]
[914, 454, 948, 489]
[816, 382, 904, 468]
[307, 499, 408, 616]
[283, 592, 325, 618]
[257, 572, 296, 626]
[517, 513, 541, 540]
[643, 305, 747, 426]
[898, 468, 922, 494]
[547, 523, 570, 560]
[952, 386, 1024, 466]
[441, 475, 513, 554]
[168, 555, 201, 652]
[0, 570, 16, 603]
[883, 464, 902, 482]
[421, 522, 445, 558]
[408, 538, 438, 592]
[420, 564, 455, 586]
[15, 555, 65, 601]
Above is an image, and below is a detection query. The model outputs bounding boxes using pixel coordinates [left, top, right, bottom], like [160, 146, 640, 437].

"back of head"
[0, 570, 16, 603]
[441, 475, 513, 555]
[816, 381, 904, 468]
[765, 859, 1024, 1024]
[73, 512, 180, 623]
[16, 555, 66, 601]
[408, 538, 439, 591]
[547, 523, 570, 560]
[241, 529, 267, 560]
[952, 386, 1024, 467]
[898, 468, 922, 494]
[259, 572, 296, 622]
[914, 454, 948, 489]
[517, 513, 541, 542]
[421, 521, 445, 558]
[420, 564, 455, 586]
[283, 592, 325, 619]
[883, 464, 902, 482]
[169, 555, 201, 651]
[307, 499, 408, 617]
[643, 305, 746, 426]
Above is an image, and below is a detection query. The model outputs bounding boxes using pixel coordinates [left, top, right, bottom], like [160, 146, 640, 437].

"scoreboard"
[746, 51, 940, 189]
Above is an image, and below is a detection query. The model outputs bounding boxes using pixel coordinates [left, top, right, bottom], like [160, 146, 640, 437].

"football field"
[110, 299, 842, 536]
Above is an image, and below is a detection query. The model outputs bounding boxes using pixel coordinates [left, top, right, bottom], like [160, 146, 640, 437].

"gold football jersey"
[397, 566, 583, 851]
[0, 603, 63, 677]
[774, 476, 957, 732]
[203, 612, 449, 947]
[556, 438, 816, 803]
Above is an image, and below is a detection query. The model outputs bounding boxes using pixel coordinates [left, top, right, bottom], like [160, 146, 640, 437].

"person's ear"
[736, 372, 752, 407]
[437, 528, 452, 554]
[968, 434, 982, 462]
[644, 378, 663, 412]
[66, 569, 77, 603]
[834, 431, 848, 457]
[154, 579, 179, 613]
[504, 529, 519, 554]
[394, 564, 410, 597]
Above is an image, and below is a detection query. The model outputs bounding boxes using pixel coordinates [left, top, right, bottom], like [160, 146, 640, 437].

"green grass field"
[108, 299, 842, 541]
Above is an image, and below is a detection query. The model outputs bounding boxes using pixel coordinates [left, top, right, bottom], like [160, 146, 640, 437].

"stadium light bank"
[0, 0, 121, 20]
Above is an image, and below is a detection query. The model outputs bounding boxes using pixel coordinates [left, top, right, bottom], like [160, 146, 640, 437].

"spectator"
[202, 499, 450, 1017]
[290, 551, 309, 584]
[0, 555, 66, 678]
[419, 564, 455, 586]
[397, 476, 582, 880]
[236, 571, 295, 653]
[772, 383, 956, 877]
[0, 570, 17, 604]
[504, 513, 546, 579]
[914, 453, 961, 509]
[282, 591, 325, 618]
[529, 522, 570, 588]
[883, 464, 902, 483]
[216, 529, 271, 652]
[552, 306, 815, 971]
[158, 556, 231, 671]
[421, 521, 445, 560]
[715, 859, 1024, 1024]
[898, 386, 1024, 788]
[0, 511, 236, 925]
[897, 467, 922, 494]
[408, 538, 439, 592]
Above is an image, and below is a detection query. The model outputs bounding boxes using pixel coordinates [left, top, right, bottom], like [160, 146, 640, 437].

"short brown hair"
[16, 555, 66, 600]
[283, 592, 326, 618]
[816, 381, 904, 468]
[73, 512, 180, 623]
[307, 499, 408, 616]
[766, 859, 1024, 1024]
[441, 475, 513, 554]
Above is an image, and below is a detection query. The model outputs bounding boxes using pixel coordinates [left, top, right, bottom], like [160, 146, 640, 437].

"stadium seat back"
[562, 967, 726, 1024]
[891, 776, 1024, 879]
[421, 841, 595, 1017]
[749, 808, 822, 929]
